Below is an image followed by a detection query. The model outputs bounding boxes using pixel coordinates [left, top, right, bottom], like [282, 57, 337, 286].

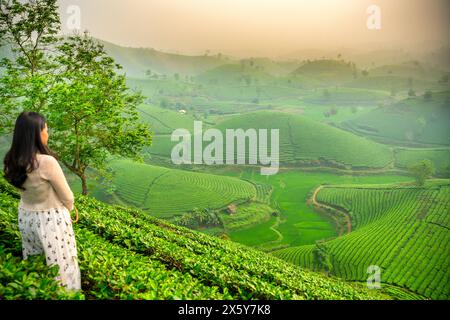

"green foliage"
[0, 0, 60, 133]
[292, 59, 357, 85]
[0, 3, 152, 195]
[48, 32, 152, 194]
[312, 242, 333, 274]
[394, 148, 450, 177]
[408, 160, 435, 186]
[214, 111, 392, 168]
[0, 175, 389, 300]
[101, 159, 256, 218]
[219, 203, 274, 231]
[0, 247, 84, 300]
[173, 208, 222, 228]
[278, 182, 450, 299]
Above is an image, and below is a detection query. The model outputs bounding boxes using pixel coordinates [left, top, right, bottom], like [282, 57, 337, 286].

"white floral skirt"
[18, 206, 81, 292]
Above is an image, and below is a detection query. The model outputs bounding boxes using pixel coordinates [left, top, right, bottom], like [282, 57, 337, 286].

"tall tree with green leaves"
[409, 159, 435, 186]
[48, 33, 152, 195]
[1, 1, 152, 195]
[0, 0, 60, 133]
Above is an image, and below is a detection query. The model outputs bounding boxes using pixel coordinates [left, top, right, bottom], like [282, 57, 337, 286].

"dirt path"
[311, 185, 351, 236]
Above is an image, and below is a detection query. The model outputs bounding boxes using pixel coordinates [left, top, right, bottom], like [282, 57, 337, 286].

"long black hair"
[3, 111, 55, 190]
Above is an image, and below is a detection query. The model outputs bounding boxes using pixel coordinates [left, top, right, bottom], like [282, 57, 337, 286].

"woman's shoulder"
[36, 154, 59, 167]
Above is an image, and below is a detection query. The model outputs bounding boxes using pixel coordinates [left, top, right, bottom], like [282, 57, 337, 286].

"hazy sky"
[58, 0, 450, 57]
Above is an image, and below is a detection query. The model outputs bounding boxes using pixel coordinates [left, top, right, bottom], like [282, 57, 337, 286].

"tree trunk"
[81, 174, 88, 195]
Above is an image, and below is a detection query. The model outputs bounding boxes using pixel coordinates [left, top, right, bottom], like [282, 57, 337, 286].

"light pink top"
[19, 153, 74, 211]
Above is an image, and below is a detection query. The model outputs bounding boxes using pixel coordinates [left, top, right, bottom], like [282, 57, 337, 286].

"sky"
[57, 0, 450, 58]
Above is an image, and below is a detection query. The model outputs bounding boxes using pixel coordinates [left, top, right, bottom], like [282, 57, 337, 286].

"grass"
[207, 166, 412, 249]
[229, 217, 280, 247]
[219, 202, 274, 232]
[1, 175, 391, 300]
[91, 159, 257, 219]
[137, 104, 196, 134]
[143, 110, 395, 169]
[215, 111, 394, 168]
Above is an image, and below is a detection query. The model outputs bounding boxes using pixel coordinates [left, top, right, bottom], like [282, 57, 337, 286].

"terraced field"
[137, 104, 196, 134]
[0, 175, 392, 300]
[104, 159, 257, 218]
[272, 245, 315, 268]
[215, 111, 393, 168]
[273, 180, 450, 299]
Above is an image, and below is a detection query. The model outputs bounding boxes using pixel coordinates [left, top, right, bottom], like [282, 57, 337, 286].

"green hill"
[195, 64, 274, 85]
[291, 59, 357, 84]
[273, 180, 450, 300]
[394, 148, 450, 176]
[145, 111, 393, 169]
[343, 62, 447, 92]
[368, 61, 445, 80]
[239, 58, 301, 76]
[92, 159, 257, 219]
[99, 39, 227, 78]
[137, 104, 196, 135]
[213, 111, 393, 168]
[341, 91, 450, 146]
[300, 87, 390, 106]
[0, 175, 390, 300]
[343, 75, 438, 92]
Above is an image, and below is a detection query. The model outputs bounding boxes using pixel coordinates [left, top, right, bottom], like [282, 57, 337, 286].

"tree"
[0, 0, 60, 133]
[1, 2, 153, 195]
[409, 160, 435, 186]
[312, 242, 333, 275]
[47, 33, 152, 195]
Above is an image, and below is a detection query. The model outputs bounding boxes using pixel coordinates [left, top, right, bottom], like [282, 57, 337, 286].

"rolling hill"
[394, 148, 450, 176]
[273, 180, 450, 300]
[92, 159, 257, 219]
[367, 61, 445, 80]
[195, 64, 274, 85]
[136, 104, 196, 135]
[98, 39, 227, 78]
[290, 59, 357, 85]
[144, 111, 394, 169]
[340, 91, 450, 146]
[213, 111, 393, 169]
[0, 175, 391, 300]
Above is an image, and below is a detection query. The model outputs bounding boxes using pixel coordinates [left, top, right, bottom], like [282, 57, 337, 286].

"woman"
[3, 111, 81, 292]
